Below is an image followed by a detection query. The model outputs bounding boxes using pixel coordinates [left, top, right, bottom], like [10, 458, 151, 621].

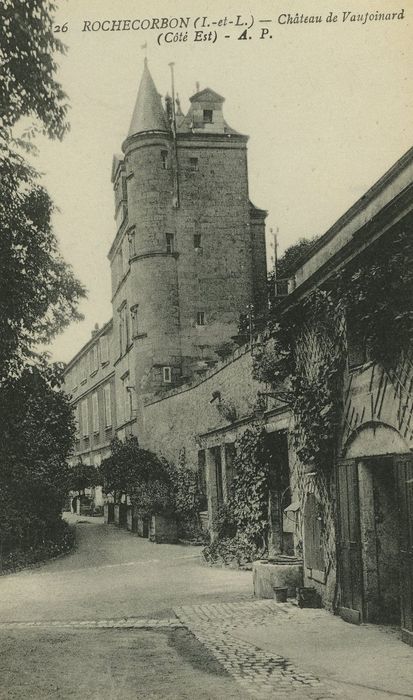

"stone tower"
[109, 60, 267, 405]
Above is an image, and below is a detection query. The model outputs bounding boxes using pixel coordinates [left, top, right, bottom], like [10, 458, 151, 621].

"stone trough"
[253, 557, 303, 598]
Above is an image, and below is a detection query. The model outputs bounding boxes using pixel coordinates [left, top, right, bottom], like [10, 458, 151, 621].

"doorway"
[337, 453, 413, 643]
[358, 458, 400, 624]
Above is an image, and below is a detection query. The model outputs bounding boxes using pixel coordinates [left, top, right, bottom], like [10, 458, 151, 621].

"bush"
[203, 532, 264, 567]
[0, 518, 75, 575]
[213, 502, 237, 540]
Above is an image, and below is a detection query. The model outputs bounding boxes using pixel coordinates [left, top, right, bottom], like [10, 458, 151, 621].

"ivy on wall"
[253, 228, 412, 473]
[339, 229, 412, 368]
[203, 424, 273, 565]
[253, 289, 346, 473]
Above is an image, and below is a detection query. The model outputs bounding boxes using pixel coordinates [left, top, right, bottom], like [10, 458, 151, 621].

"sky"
[30, 0, 412, 362]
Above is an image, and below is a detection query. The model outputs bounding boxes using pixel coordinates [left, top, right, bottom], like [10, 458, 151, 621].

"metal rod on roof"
[168, 62, 177, 136]
[168, 62, 180, 209]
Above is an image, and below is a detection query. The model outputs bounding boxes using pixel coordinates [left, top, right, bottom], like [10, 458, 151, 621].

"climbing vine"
[203, 424, 273, 565]
[253, 289, 346, 473]
[339, 229, 412, 369]
[253, 228, 412, 473]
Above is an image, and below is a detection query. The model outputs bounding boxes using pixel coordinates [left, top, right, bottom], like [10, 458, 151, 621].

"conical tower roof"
[128, 59, 169, 137]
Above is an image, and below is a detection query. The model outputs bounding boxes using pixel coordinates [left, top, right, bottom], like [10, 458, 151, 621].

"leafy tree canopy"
[275, 236, 319, 280]
[100, 437, 170, 499]
[0, 362, 75, 544]
[1, 0, 68, 136]
[0, 1, 85, 380]
[68, 460, 100, 495]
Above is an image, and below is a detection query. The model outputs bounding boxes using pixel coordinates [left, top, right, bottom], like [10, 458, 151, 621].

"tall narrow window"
[100, 335, 109, 364]
[103, 385, 112, 427]
[91, 345, 99, 373]
[80, 356, 87, 383]
[197, 311, 205, 326]
[128, 230, 135, 258]
[203, 109, 213, 123]
[118, 248, 123, 282]
[163, 366, 172, 383]
[161, 150, 168, 169]
[74, 403, 80, 438]
[189, 157, 199, 171]
[123, 379, 132, 422]
[131, 305, 139, 338]
[166, 233, 174, 254]
[92, 392, 99, 433]
[81, 399, 89, 437]
[118, 303, 128, 355]
[194, 233, 202, 249]
[125, 307, 130, 348]
[118, 312, 124, 355]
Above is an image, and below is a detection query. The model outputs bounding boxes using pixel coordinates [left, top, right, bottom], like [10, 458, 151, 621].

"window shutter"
[104, 385, 112, 427]
[82, 400, 89, 436]
[100, 336, 109, 364]
[92, 393, 99, 433]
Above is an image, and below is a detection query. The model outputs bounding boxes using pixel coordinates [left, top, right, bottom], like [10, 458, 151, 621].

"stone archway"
[343, 421, 410, 459]
[337, 422, 413, 640]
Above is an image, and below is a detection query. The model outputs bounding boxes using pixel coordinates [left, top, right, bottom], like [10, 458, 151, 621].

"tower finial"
[141, 42, 148, 63]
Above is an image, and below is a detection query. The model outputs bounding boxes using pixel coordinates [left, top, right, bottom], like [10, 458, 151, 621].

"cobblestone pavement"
[174, 601, 336, 700]
[0, 617, 183, 630]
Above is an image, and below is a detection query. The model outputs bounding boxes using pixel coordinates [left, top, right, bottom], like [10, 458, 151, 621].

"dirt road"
[0, 516, 252, 699]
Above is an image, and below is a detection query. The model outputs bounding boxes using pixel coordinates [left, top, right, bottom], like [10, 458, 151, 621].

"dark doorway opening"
[265, 431, 293, 556]
[359, 458, 400, 624]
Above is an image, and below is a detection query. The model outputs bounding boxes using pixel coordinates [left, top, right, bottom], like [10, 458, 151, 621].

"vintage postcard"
[1, 0, 412, 697]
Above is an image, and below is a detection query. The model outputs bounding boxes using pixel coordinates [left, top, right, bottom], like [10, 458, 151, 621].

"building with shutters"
[62, 60, 413, 643]
[134, 145, 413, 642]
[63, 59, 267, 479]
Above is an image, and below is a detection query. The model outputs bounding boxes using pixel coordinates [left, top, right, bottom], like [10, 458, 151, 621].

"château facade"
[63, 62, 413, 642]
[63, 60, 267, 468]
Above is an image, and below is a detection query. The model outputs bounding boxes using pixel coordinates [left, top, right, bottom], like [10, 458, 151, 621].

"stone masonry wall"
[140, 346, 264, 468]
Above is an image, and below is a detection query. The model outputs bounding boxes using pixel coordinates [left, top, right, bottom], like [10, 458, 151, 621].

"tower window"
[203, 109, 213, 123]
[131, 305, 139, 338]
[161, 150, 168, 169]
[166, 233, 174, 254]
[197, 311, 206, 326]
[163, 366, 172, 383]
[189, 157, 199, 171]
[194, 233, 202, 249]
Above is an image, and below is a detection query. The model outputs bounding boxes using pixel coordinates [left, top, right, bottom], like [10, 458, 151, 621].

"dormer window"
[189, 157, 199, 172]
[163, 366, 172, 383]
[203, 109, 213, 123]
[166, 233, 174, 254]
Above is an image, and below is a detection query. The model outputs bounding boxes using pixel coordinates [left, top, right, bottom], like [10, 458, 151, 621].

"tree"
[68, 460, 100, 496]
[0, 362, 75, 553]
[100, 437, 175, 515]
[0, 1, 86, 379]
[267, 236, 319, 305]
[1, 1, 68, 135]
[0, 2, 86, 565]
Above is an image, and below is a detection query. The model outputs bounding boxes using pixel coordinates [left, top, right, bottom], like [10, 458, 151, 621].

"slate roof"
[128, 59, 170, 137]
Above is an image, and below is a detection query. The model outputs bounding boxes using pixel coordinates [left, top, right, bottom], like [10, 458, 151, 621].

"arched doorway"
[336, 422, 413, 645]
